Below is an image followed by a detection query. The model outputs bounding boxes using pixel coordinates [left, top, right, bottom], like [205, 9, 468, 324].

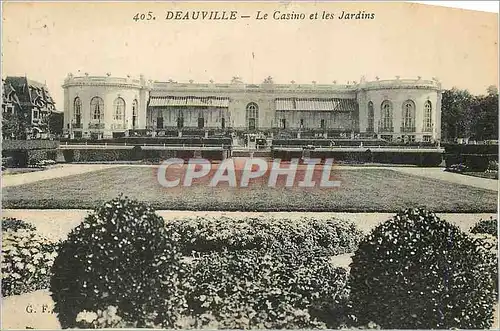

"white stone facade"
[62, 74, 442, 142]
[62, 74, 151, 139]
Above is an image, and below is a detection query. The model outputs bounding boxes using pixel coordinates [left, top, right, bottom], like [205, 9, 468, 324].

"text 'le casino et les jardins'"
[133, 10, 376, 22]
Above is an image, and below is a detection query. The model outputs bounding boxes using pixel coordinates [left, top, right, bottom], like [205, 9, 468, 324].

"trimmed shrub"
[487, 160, 498, 172]
[349, 208, 497, 329]
[470, 218, 498, 299]
[2, 217, 36, 232]
[164, 215, 363, 257]
[183, 245, 350, 329]
[50, 196, 189, 329]
[470, 218, 498, 237]
[2, 228, 59, 296]
[470, 232, 498, 299]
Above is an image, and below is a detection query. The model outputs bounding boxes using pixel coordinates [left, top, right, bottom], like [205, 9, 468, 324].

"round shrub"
[183, 244, 350, 329]
[470, 218, 498, 237]
[2, 217, 36, 232]
[165, 215, 363, 257]
[50, 196, 189, 329]
[349, 208, 497, 329]
[2, 228, 59, 296]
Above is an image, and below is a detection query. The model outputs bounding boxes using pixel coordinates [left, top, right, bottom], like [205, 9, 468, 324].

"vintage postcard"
[1, 1, 498, 330]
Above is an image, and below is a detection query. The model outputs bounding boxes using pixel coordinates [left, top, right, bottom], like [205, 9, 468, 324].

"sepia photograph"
[1, 1, 499, 329]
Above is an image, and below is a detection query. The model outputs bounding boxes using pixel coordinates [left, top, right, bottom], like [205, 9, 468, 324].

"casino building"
[62, 73, 442, 143]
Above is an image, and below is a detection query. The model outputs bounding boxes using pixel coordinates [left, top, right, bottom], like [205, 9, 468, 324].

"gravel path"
[2, 209, 495, 241]
[387, 167, 498, 191]
[1, 164, 122, 188]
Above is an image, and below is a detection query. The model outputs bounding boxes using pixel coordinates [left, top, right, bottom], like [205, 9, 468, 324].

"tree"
[441, 86, 498, 142]
[487, 85, 498, 96]
[472, 89, 498, 141]
[47, 111, 64, 136]
[2, 112, 27, 139]
[441, 88, 474, 141]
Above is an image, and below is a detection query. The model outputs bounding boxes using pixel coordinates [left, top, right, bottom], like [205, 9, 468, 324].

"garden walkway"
[387, 167, 498, 191]
[1, 164, 122, 188]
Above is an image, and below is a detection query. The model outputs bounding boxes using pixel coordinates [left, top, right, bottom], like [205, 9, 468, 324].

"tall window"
[156, 110, 163, 129]
[367, 101, 374, 131]
[132, 99, 138, 129]
[177, 110, 184, 129]
[424, 101, 432, 131]
[218, 109, 227, 129]
[246, 102, 259, 130]
[198, 111, 205, 129]
[402, 100, 415, 129]
[113, 97, 125, 121]
[320, 119, 326, 129]
[380, 100, 393, 131]
[90, 97, 104, 121]
[74, 97, 82, 125]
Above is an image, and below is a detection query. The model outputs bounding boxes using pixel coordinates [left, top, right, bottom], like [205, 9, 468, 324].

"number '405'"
[133, 12, 155, 21]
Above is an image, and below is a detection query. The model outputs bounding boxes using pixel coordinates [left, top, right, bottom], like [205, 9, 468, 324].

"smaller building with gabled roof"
[2, 76, 57, 138]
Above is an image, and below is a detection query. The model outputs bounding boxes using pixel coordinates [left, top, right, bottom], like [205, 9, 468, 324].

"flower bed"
[2, 224, 59, 297]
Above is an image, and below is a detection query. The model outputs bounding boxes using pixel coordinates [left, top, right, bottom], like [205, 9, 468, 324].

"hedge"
[183, 248, 350, 329]
[164, 215, 363, 257]
[272, 149, 443, 166]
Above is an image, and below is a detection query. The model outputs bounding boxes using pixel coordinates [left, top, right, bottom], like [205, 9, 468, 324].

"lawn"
[2, 166, 497, 212]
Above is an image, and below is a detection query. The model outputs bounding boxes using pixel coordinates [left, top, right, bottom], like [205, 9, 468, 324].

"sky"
[2, 1, 498, 111]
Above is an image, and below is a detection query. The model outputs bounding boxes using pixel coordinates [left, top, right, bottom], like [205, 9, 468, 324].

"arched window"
[402, 100, 416, 131]
[74, 97, 82, 125]
[424, 101, 432, 131]
[367, 101, 374, 131]
[246, 102, 259, 130]
[90, 97, 104, 121]
[113, 97, 125, 121]
[132, 99, 138, 129]
[380, 100, 393, 131]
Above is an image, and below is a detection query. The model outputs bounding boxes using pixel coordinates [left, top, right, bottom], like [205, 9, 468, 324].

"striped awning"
[275, 98, 357, 112]
[149, 96, 229, 108]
